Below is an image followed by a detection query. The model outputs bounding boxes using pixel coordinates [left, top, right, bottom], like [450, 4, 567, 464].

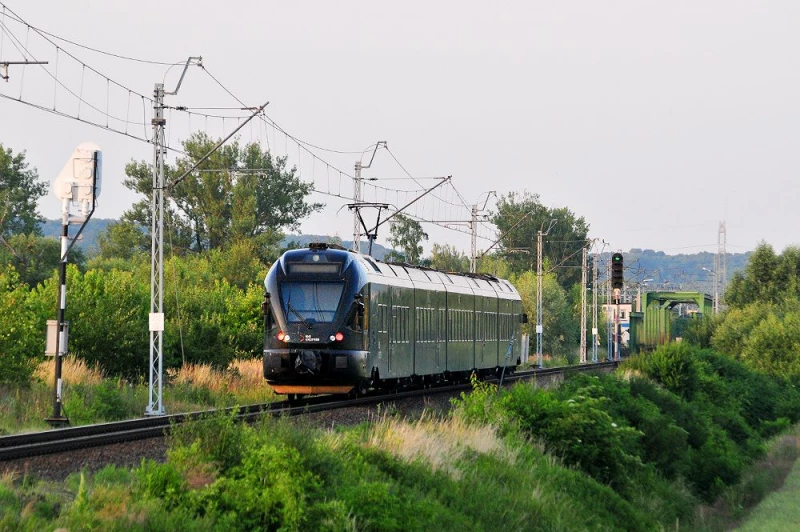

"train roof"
[300, 242, 520, 298]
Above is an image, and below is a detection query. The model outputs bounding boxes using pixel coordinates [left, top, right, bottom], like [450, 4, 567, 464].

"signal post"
[611, 253, 624, 361]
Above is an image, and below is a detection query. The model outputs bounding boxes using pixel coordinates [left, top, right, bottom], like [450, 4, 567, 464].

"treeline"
[2, 136, 318, 383]
[1, 249, 264, 381]
[2, 139, 597, 383]
[686, 242, 800, 381]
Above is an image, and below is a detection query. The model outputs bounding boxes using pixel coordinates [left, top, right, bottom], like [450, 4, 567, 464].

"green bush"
[687, 427, 746, 501]
[0, 266, 46, 384]
[195, 442, 317, 531]
[62, 379, 138, 425]
[621, 346, 800, 500]
[167, 409, 252, 472]
[560, 375, 691, 481]
[499, 382, 643, 492]
[628, 343, 700, 399]
[136, 460, 187, 508]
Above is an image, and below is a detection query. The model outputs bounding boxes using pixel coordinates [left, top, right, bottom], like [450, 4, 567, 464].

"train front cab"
[263, 246, 371, 395]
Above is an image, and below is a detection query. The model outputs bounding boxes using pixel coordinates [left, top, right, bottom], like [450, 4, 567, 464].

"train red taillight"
[329, 332, 344, 342]
[276, 331, 290, 342]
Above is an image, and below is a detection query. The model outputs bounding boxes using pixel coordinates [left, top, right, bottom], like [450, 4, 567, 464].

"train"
[262, 242, 528, 396]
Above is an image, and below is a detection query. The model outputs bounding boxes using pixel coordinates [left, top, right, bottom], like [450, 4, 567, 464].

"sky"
[2, 1, 799, 257]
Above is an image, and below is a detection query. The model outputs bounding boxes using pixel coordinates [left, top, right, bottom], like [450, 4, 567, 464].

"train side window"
[397, 307, 403, 342]
[425, 308, 431, 342]
[403, 306, 408, 342]
[469, 308, 474, 340]
[501, 313, 511, 340]
[378, 303, 388, 335]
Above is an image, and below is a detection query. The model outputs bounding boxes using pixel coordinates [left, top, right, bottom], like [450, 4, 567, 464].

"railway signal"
[611, 253, 624, 290]
[47, 143, 102, 427]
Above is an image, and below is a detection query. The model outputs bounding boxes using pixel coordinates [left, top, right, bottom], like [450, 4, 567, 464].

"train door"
[413, 289, 439, 376]
[475, 295, 488, 368]
[446, 290, 474, 373]
[388, 285, 414, 378]
[434, 290, 445, 372]
[498, 297, 515, 367]
[369, 284, 390, 379]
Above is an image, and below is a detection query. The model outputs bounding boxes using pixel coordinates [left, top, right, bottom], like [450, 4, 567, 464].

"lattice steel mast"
[146, 57, 202, 416]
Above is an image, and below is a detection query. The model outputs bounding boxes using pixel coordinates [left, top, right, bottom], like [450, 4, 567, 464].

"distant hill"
[616, 248, 751, 292]
[39, 218, 115, 254]
[38, 220, 748, 285]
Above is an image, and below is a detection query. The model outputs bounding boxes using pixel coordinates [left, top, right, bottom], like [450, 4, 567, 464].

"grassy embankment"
[727, 433, 800, 531]
[2, 344, 800, 530]
[0, 397, 682, 531]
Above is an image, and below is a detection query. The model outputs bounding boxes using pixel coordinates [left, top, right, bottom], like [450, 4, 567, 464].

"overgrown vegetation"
[2, 342, 798, 530]
[711, 243, 800, 381]
[0, 398, 670, 530]
[0, 252, 265, 385]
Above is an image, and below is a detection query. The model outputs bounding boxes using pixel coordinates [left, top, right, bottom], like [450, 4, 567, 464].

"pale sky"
[2, 1, 799, 256]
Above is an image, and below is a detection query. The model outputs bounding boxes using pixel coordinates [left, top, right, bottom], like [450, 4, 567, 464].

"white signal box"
[45, 320, 68, 356]
[53, 142, 102, 205]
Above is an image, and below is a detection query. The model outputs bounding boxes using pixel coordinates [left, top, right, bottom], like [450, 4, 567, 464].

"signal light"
[611, 253, 624, 290]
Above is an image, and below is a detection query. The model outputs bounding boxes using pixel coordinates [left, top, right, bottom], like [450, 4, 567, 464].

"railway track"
[0, 361, 617, 462]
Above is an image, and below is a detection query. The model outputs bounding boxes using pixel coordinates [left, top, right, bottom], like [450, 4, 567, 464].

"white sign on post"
[53, 142, 102, 204]
[149, 313, 165, 332]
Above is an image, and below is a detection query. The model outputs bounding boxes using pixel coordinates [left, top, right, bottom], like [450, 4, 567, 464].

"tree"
[95, 220, 149, 261]
[0, 265, 46, 384]
[385, 214, 428, 264]
[513, 268, 578, 360]
[491, 191, 589, 288]
[327, 234, 344, 247]
[429, 243, 469, 272]
[0, 233, 85, 287]
[121, 133, 322, 260]
[0, 143, 47, 242]
[711, 244, 800, 380]
[476, 254, 513, 280]
[725, 243, 796, 308]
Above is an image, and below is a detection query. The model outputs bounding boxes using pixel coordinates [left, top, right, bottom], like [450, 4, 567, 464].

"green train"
[262, 243, 527, 396]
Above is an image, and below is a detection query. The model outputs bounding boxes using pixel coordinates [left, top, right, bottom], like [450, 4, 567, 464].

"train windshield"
[280, 282, 344, 324]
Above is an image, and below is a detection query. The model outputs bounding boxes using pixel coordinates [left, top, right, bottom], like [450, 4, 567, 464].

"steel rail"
[0, 361, 617, 462]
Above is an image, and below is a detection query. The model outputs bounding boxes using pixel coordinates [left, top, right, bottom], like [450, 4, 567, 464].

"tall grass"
[364, 413, 517, 478]
[0, 358, 274, 434]
[34, 358, 105, 386]
[168, 358, 274, 405]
